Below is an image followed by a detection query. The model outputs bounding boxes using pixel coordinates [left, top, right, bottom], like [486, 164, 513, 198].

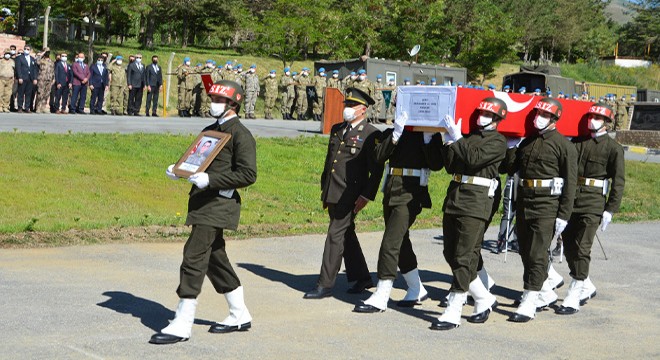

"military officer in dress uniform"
[431, 98, 508, 330]
[555, 103, 625, 315]
[304, 88, 384, 299]
[150, 80, 257, 345]
[353, 106, 444, 313]
[505, 97, 577, 323]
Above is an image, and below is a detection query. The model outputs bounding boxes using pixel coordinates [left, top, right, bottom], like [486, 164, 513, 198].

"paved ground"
[1, 223, 658, 359]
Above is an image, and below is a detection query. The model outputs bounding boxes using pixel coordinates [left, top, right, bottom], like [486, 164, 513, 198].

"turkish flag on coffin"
[455, 87, 593, 137]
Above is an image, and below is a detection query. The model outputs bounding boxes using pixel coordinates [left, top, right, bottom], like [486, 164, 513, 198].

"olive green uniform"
[506, 129, 577, 291]
[263, 76, 278, 119]
[178, 115, 257, 297]
[0, 58, 15, 112]
[312, 75, 326, 118]
[317, 120, 384, 288]
[108, 63, 127, 114]
[441, 130, 506, 292]
[36, 57, 54, 113]
[177, 64, 194, 112]
[295, 74, 311, 119]
[373, 130, 444, 280]
[327, 77, 342, 92]
[563, 134, 624, 279]
[279, 74, 294, 118]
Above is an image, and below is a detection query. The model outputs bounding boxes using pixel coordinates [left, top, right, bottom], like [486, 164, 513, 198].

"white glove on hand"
[423, 132, 434, 144]
[444, 114, 462, 143]
[507, 137, 524, 149]
[601, 211, 612, 231]
[166, 164, 179, 180]
[392, 111, 407, 143]
[554, 218, 568, 237]
[188, 172, 210, 189]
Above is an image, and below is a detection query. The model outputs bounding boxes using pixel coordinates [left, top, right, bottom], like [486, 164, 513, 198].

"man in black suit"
[145, 55, 163, 117]
[15, 44, 39, 112]
[89, 55, 109, 114]
[126, 53, 146, 116]
[53, 52, 72, 114]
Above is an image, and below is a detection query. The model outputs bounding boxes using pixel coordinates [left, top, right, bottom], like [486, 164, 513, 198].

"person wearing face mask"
[69, 52, 90, 114]
[279, 67, 294, 119]
[243, 64, 259, 119]
[0, 48, 15, 112]
[372, 74, 385, 123]
[343, 71, 357, 93]
[8, 45, 18, 112]
[34, 48, 54, 114]
[14, 45, 39, 113]
[294, 67, 311, 120]
[304, 88, 384, 300]
[197, 60, 216, 118]
[385, 78, 407, 125]
[504, 97, 577, 323]
[327, 69, 342, 92]
[310, 67, 327, 121]
[503, 85, 511, 93]
[353, 99, 444, 315]
[151, 80, 256, 345]
[89, 55, 109, 115]
[554, 104, 624, 316]
[431, 98, 507, 330]
[126, 53, 146, 116]
[262, 70, 278, 119]
[177, 57, 194, 117]
[107, 55, 126, 115]
[144, 55, 163, 117]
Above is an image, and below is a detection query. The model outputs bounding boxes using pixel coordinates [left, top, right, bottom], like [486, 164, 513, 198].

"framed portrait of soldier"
[172, 130, 231, 178]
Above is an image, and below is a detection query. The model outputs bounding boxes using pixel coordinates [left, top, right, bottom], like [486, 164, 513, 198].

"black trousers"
[16, 79, 34, 110]
[145, 88, 159, 114]
[318, 203, 371, 288]
[176, 225, 241, 298]
[377, 200, 421, 280]
[54, 85, 69, 111]
[442, 214, 486, 292]
[128, 86, 143, 115]
[90, 86, 105, 113]
[562, 213, 601, 280]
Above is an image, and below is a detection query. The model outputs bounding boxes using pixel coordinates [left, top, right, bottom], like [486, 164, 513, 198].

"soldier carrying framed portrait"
[172, 130, 231, 178]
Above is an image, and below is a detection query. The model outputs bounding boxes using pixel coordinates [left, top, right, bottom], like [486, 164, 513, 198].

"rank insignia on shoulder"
[358, 125, 364, 131]
[351, 147, 356, 154]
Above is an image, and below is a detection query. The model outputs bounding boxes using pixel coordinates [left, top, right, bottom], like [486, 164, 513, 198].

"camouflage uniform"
[263, 74, 278, 119]
[386, 85, 398, 124]
[327, 76, 342, 92]
[352, 77, 375, 121]
[36, 57, 54, 113]
[372, 80, 385, 123]
[191, 66, 203, 115]
[198, 66, 214, 117]
[243, 70, 260, 118]
[279, 73, 294, 119]
[109, 62, 127, 115]
[177, 64, 195, 115]
[615, 99, 629, 131]
[295, 72, 311, 119]
[312, 74, 326, 120]
[0, 56, 16, 112]
[342, 75, 354, 94]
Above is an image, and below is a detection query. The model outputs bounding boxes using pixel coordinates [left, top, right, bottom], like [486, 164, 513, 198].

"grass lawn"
[0, 133, 658, 245]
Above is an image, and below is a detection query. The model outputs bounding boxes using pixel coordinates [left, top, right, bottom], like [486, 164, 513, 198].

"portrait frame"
[172, 130, 232, 178]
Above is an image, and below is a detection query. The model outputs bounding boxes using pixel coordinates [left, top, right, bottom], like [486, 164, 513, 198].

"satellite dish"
[409, 45, 421, 57]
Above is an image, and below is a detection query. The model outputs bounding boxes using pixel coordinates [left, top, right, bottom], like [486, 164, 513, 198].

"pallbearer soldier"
[431, 98, 507, 330]
[353, 107, 444, 313]
[505, 97, 577, 323]
[555, 103, 625, 315]
[263, 69, 278, 119]
[304, 88, 384, 299]
[279, 67, 294, 119]
[151, 80, 256, 344]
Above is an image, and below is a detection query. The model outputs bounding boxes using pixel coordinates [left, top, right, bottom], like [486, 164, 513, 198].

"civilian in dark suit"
[126, 53, 146, 116]
[14, 44, 39, 112]
[145, 55, 163, 116]
[89, 55, 110, 114]
[54, 53, 73, 113]
[71, 52, 90, 114]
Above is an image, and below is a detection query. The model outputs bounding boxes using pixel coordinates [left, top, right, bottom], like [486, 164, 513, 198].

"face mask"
[61, 56, 67, 62]
[79, 58, 85, 63]
[24, 50, 30, 55]
[135, 58, 142, 63]
[588, 118, 605, 132]
[285, 71, 290, 76]
[97, 61, 103, 65]
[237, 69, 242, 73]
[10, 50, 15, 55]
[477, 115, 493, 127]
[210, 102, 228, 117]
[269, 73, 275, 78]
[534, 115, 551, 130]
[377, 79, 382, 82]
[319, 72, 325, 77]
[351, 76, 357, 80]
[207, 64, 213, 68]
[332, 74, 338, 78]
[185, 61, 190, 66]
[343, 107, 357, 122]
[116, 60, 122, 65]
[302, 72, 308, 76]
[358, 75, 366, 81]
[404, 82, 410, 85]
[4, 54, 9, 59]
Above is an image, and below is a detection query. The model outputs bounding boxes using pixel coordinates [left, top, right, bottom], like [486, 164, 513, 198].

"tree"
[618, 0, 660, 61]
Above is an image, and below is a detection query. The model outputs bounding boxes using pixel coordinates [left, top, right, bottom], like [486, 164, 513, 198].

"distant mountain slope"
[606, 0, 634, 24]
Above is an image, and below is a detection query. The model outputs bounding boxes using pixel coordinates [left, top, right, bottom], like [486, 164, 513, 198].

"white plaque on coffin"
[395, 86, 456, 128]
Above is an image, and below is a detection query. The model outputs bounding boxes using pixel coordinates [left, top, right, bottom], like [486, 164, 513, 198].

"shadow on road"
[96, 291, 214, 332]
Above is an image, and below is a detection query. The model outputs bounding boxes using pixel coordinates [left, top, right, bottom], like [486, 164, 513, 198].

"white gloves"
[554, 218, 568, 237]
[507, 137, 524, 149]
[601, 211, 612, 231]
[188, 172, 210, 189]
[444, 114, 462, 143]
[392, 111, 407, 143]
[423, 132, 434, 144]
[166, 164, 179, 180]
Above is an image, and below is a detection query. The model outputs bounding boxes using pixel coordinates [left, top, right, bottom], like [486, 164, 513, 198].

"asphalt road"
[1, 113, 658, 163]
[1, 223, 658, 359]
